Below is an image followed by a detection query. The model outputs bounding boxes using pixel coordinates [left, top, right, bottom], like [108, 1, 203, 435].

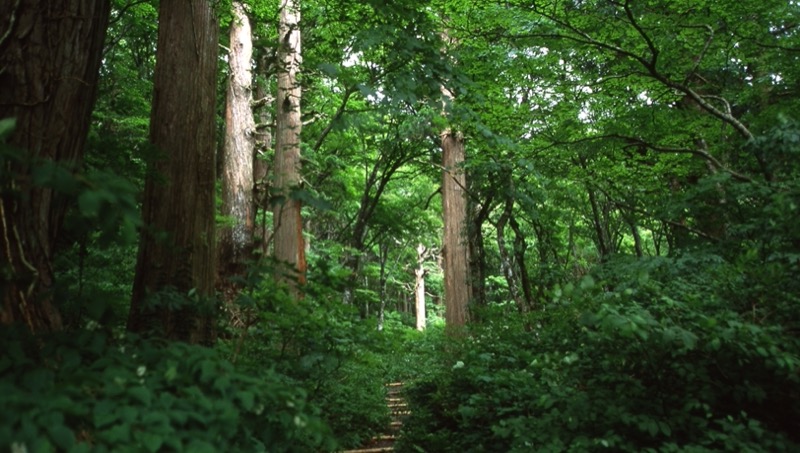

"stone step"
[340, 448, 394, 453]
[342, 382, 409, 452]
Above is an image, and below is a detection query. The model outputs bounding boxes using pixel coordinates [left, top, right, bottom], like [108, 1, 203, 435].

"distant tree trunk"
[377, 241, 389, 331]
[415, 244, 427, 331]
[219, 2, 256, 279]
[468, 195, 493, 307]
[587, 187, 617, 261]
[273, 0, 305, 295]
[629, 219, 644, 257]
[442, 130, 472, 329]
[253, 55, 274, 256]
[0, 0, 110, 332]
[496, 198, 522, 310]
[128, 0, 219, 344]
[508, 215, 534, 310]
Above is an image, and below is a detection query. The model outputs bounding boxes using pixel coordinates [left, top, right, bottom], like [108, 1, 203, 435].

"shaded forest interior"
[2, 0, 800, 451]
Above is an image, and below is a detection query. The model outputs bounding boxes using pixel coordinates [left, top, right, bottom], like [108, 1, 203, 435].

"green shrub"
[0, 327, 334, 453]
[224, 267, 391, 450]
[398, 253, 800, 452]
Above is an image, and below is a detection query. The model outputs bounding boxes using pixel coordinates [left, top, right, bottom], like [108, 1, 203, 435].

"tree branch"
[621, 0, 659, 67]
[312, 87, 355, 152]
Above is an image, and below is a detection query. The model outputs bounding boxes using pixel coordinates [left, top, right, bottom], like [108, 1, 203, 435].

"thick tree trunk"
[442, 130, 472, 329]
[128, 0, 219, 344]
[219, 2, 256, 278]
[0, 0, 110, 331]
[273, 0, 306, 295]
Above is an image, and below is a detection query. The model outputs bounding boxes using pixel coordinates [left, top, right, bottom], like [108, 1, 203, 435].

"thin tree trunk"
[629, 220, 644, 257]
[377, 241, 388, 331]
[442, 130, 472, 329]
[588, 187, 612, 260]
[128, 0, 219, 344]
[273, 0, 305, 295]
[415, 244, 427, 331]
[508, 215, 534, 310]
[468, 194, 493, 307]
[0, 0, 110, 331]
[253, 55, 273, 256]
[496, 197, 522, 310]
[219, 1, 256, 278]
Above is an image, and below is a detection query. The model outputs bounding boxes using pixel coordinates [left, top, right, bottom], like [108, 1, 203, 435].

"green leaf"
[47, 424, 75, 450]
[0, 117, 15, 141]
[128, 385, 152, 405]
[94, 400, 119, 428]
[238, 391, 255, 411]
[135, 431, 164, 453]
[186, 439, 217, 453]
[659, 421, 672, 436]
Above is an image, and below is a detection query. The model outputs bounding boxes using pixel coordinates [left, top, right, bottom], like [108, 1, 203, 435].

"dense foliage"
[399, 250, 800, 452]
[0, 328, 331, 452]
[3, 0, 800, 451]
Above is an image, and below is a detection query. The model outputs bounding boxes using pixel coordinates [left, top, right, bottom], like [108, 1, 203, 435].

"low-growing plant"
[397, 253, 800, 452]
[222, 263, 391, 450]
[0, 327, 334, 453]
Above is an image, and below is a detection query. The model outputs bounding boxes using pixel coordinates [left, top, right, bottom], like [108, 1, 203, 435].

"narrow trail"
[342, 382, 409, 453]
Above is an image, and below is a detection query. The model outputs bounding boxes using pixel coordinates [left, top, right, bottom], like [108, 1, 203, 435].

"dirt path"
[341, 382, 408, 453]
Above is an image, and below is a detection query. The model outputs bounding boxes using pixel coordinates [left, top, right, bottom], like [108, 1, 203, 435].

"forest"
[1, 0, 799, 451]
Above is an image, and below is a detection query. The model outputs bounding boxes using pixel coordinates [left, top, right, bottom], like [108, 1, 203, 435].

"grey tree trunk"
[273, 0, 306, 295]
[219, 2, 256, 277]
[414, 244, 428, 331]
[128, 0, 219, 344]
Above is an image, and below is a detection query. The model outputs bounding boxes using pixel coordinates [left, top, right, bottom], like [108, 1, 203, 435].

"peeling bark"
[219, 2, 256, 278]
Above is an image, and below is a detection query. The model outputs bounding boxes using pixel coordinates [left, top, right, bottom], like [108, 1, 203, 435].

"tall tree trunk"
[442, 130, 472, 329]
[377, 241, 388, 331]
[0, 0, 110, 331]
[273, 0, 305, 294]
[128, 0, 219, 344]
[253, 55, 274, 255]
[219, 2, 256, 278]
[415, 244, 427, 331]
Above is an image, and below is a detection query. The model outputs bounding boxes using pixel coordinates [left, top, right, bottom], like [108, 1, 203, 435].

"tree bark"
[508, 214, 534, 311]
[219, 2, 256, 278]
[442, 130, 472, 329]
[128, 0, 219, 344]
[468, 194, 493, 307]
[253, 55, 274, 255]
[496, 197, 522, 310]
[414, 244, 427, 331]
[377, 241, 388, 331]
[0, 0, 110, 332]
[273, 0, 306, 295]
